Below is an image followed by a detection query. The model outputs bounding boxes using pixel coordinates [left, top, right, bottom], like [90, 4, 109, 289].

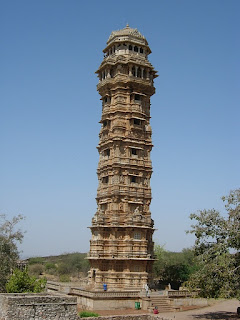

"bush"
[59, 274, 70, 282]
[6, 269, 46, 293]
[28, 264, 44, 276]
[28, 257, 44, 265]
[45, 262, 56, 270]
[79, 311, 99, 318]
[45, 263, 57, 274]
[58, 263, 73, 275]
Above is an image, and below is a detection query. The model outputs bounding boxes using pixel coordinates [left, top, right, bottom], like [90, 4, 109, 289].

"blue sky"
[1, 0, 239, 258]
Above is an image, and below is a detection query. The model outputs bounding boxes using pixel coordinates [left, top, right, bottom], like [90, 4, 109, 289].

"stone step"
[149, 296, 173, 312]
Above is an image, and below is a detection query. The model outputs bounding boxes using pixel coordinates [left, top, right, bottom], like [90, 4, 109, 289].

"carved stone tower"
[88, 25, 158, 291]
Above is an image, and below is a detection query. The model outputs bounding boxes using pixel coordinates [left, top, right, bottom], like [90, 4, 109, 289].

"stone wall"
[82, 316, 172, 320]
[0, 293, 78, 320]
[170, 297, 209, 308]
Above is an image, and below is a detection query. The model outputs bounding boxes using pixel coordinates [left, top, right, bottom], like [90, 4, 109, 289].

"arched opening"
[137, 68, 141, 78]
[140, 47, 143, 54]
[132, 66, 135, 77]
[134, 46, 138, 52]
[129, 45, 132, 51]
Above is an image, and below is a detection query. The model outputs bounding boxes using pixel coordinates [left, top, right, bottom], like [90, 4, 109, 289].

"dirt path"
[159, 299, 240, 320]
[94, 299, 239, 320]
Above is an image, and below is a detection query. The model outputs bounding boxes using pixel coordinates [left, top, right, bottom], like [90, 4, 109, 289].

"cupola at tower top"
[103, 24, 151, 55]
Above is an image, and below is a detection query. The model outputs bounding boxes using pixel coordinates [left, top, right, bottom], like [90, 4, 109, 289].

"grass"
[79, 311, 100, 318]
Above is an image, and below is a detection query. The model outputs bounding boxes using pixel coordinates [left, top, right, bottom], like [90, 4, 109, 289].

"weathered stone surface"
[81, 316, 172, 320]
[0, 293, 78, 320]
[88, 25, 158, 292]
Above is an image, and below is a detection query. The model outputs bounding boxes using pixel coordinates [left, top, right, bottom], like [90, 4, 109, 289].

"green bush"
[58, 263, 73, 275]
[28, 264, 44, 276]
[6, 269, 46, 293]
[79, 311, 99, 318]
[28, 257, 44, 265]
[45, 263, 57, 274]
[59, 274, 70, 282]
[45, 262, 56, 270]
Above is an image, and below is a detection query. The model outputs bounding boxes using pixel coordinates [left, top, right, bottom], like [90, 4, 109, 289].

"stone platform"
[47, 281, 150, 310]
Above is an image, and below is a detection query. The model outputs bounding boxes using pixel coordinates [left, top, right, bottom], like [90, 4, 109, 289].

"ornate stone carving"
[88, 25, 158, 291]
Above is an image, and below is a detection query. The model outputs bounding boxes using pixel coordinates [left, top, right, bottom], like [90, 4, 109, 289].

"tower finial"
[126, 23, 129, 28]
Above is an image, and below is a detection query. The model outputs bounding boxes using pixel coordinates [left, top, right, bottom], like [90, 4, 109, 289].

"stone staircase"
[149, 293, 173, 313]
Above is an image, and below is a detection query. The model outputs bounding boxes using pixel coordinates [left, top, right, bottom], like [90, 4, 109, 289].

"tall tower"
[88, 25, 158, 291]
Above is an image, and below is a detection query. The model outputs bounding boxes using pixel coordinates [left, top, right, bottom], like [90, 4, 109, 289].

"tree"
[0, 214, 24, 292]
[153, 245, 197, 289]
[186, 189, 240, 298]
[6, 269, 46, 293]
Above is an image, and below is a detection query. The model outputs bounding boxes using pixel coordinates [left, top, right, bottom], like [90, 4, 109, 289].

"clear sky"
[1, 0, 239, 258]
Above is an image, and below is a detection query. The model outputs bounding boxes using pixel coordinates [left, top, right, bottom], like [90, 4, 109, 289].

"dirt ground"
[86, 299, 240, 319]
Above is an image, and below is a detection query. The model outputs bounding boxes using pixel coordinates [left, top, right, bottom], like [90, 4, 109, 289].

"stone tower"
[88, 25, 158, 291]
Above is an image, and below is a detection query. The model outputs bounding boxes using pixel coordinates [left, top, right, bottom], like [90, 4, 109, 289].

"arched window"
[129, 45, 132, 51]
[140, 47, 143, 54]
[134, 46, 138, 52]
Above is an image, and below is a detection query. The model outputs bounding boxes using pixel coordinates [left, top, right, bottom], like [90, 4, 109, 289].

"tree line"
[0, 189, 239, 298]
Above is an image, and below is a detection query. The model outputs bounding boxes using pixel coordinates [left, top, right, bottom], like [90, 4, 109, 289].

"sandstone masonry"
[88, 25, 158, 291]
[0, 293, 78, 320]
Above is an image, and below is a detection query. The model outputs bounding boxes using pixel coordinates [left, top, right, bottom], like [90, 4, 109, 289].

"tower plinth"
[88, 25, 158, 291]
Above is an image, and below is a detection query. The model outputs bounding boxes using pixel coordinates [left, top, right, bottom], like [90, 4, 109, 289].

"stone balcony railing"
[97, 74, 154, 91]
[97, 185, 152, 199]
[87, 252, 154, 259]
[97, 157, 152, 169]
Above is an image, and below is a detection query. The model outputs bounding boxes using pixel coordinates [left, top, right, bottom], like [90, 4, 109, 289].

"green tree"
[6, 269, 46, 293]
[0, 214, 24, 292]
[186, 189, 240, 298]
[153, 245, 196, 289]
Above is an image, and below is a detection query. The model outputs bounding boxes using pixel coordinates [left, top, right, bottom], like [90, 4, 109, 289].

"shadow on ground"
[192, 311, 239, 319]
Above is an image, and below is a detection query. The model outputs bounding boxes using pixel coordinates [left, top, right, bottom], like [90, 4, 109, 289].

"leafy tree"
[153, 245, 197, 289]
[186, 189, 240, 298]
[6, 269, 46, 293]
[0, 214, 24, 292]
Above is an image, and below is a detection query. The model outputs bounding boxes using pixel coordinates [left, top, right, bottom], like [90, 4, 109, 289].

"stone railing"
[47, 282, 140, 299]
[71, 288, 140, 299]
[47, 280, 88, 293]
[167, 290, 198, 298]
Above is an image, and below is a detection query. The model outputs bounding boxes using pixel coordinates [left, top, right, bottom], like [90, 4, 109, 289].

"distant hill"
[26, 252, 89, 282]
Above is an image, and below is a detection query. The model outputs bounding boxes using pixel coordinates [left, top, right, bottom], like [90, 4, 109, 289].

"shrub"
[45, 262, 56, 271]
[6, 269, 46, 293]
[59, 274, 70, 282]
[28, 257, 44, 265]
[28, 264, 44, 276]
[79, 311, 99, 318]
[58, 263, 73, 275]
[45, 263, 57, 274]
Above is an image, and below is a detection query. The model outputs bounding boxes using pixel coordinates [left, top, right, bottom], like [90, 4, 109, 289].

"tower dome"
[107, 24, 147, 44]
[104, 24, 151, 55]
